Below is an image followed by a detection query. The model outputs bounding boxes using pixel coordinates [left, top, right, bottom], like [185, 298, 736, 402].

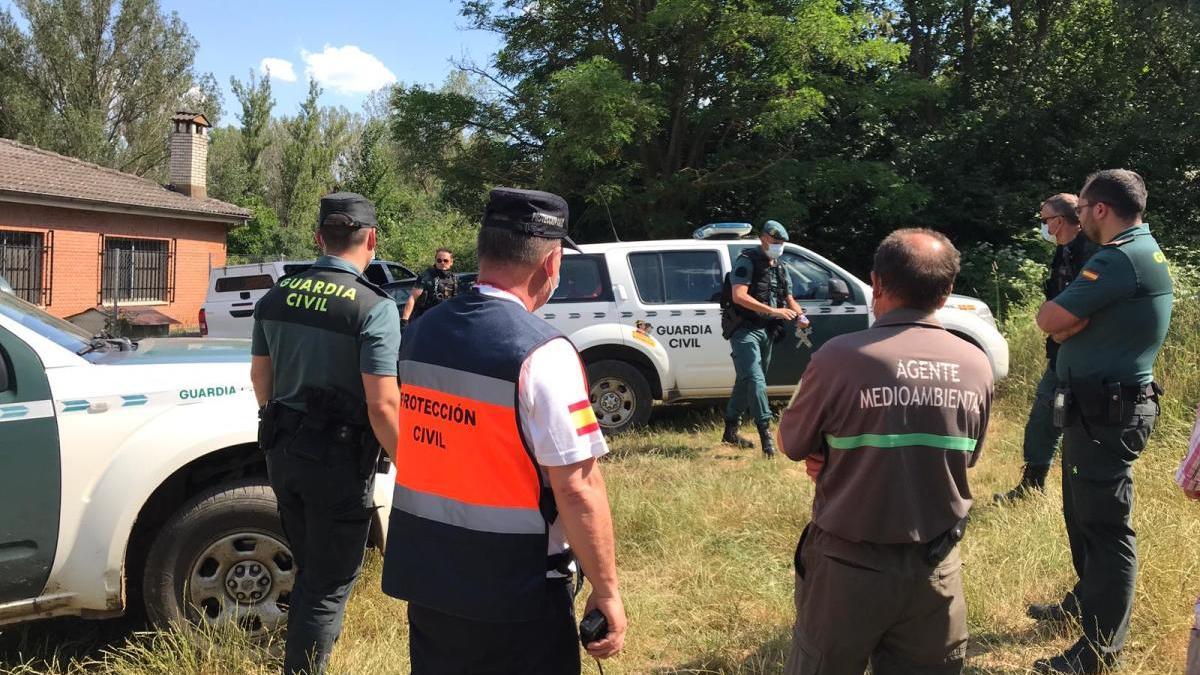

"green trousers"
[725, 326, 774, 427]
[1022, 366, 1063, 466]
[1059, 400, 1158, 662]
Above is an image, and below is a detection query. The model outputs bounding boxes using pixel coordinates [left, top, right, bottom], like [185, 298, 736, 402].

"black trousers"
[1059, 400, 1158, 662]
[407, 577, 581, 675]
[265, 434, 375, 675]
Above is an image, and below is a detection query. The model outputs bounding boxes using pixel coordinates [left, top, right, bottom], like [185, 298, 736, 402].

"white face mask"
[1040, 223, 1056, 243]
[549, 272, 561, 297]
[766, 243, 785, 259]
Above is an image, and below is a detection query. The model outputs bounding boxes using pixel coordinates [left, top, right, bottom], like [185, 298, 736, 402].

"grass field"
[2, 303, 1199, 674]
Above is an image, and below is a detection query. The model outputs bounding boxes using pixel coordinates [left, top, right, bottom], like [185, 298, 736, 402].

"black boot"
[994, 464, 1050, 503]
[721, 419, 753, 448]
[758, 423, 777, 458]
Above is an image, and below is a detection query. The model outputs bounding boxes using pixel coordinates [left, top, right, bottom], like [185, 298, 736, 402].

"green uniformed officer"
[995, 193, 1099, 502]
[250, 192, 401, 675]
[401, 247, 460, 329]
[722, 220, 807, 457]
[1032, 170, 1173, 674]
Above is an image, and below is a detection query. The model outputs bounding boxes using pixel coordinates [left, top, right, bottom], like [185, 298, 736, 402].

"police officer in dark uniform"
[1032, 170, 1173, 674]
[721, 220, 807, 457]
[250, 192, 401, 675]
[995, 193, 1098, 502]
[401, 247, 460, 329]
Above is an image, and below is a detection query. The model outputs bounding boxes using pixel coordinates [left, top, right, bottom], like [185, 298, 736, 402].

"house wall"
[0, 202, 229, 329]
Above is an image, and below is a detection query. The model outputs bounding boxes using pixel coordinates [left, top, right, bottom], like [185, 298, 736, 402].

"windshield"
[0, 291, 92, 353]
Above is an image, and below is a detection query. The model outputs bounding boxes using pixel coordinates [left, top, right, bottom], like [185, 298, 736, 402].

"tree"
[0, 0, 201, 176]
[230, 70, 274, 198]
[393, 0, 906, 242]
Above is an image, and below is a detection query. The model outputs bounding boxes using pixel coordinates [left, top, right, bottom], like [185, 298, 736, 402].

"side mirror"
[0, 355, 10, 393]
[828, 278, 851, 305]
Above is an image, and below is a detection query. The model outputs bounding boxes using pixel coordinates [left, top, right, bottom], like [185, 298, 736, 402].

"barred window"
[101, 237, 174, 304]
[0, 230, 49, 305]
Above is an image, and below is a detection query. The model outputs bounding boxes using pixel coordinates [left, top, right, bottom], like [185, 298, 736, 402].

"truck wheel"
[586, 359, 652, 434]
[143, 480, 292, 634]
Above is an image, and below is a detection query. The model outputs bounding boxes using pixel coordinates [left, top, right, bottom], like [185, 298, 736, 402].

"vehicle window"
[364, 265, 388, 285]
[387, 264, 415, 281]
[550, 256, 612, 303]
[629, 251, 722, 304]
[214, 274, 274, 293]
[780, 252, 836, 301]
[0, 290, 90, 353]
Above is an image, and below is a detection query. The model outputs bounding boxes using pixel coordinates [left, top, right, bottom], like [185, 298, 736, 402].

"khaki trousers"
[785, 525, 968, 675]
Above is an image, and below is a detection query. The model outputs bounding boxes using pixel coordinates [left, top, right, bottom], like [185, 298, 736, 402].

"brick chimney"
[169, 112, 210, 199]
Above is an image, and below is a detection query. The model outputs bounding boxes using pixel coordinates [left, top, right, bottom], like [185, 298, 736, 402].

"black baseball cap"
[318, 192, 378, 229]
[482, 187, 579, 251]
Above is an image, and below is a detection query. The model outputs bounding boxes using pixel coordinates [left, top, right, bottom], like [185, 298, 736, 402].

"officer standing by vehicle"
[721, 220, 807, 457]
[995, 193, 1098, 502]
[382, 187, 626, 674]
[1031, 170, 1173, 675]
[401, 247, 460, 329]
[249, 192, 401, 675]
[777, 228, 993, 674]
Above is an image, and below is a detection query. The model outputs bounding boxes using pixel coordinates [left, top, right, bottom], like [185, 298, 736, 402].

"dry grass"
[3, 303, 1199, 674]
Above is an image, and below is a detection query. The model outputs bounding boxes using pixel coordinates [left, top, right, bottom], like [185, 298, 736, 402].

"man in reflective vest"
[382, 187, 627, 674]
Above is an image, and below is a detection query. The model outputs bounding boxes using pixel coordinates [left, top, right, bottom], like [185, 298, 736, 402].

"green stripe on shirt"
[825, 433, 977, 453]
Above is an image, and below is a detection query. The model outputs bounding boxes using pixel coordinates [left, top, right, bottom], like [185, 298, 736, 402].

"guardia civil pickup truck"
[0, 287, 393, 631]
[546, 224, 1009, 433]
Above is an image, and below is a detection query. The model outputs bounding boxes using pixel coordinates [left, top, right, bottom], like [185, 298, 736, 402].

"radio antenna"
[597, 190, 621, 242]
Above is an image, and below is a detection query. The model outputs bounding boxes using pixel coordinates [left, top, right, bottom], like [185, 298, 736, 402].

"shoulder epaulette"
[1105, 237, 1134, 247]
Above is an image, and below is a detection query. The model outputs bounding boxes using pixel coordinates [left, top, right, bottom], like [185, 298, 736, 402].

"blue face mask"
[1040, 223, 1056, 243]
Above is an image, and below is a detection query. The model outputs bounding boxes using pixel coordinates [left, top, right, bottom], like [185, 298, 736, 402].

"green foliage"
[229, 71, 275, 198]
[0, 0, 202, 176]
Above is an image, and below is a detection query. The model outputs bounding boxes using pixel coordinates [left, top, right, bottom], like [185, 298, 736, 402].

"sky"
[111, 0, 501, 121]
[161, 0, 503, 119]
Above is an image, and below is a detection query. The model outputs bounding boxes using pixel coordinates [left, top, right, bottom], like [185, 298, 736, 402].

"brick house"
[0, 113, 249, 330]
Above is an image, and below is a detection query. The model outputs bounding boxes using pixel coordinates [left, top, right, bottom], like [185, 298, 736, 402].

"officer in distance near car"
[720, 220, 809, 458]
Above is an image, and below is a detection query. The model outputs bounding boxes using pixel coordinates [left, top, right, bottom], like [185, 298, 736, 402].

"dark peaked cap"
[319, 191, 378, 228]
[482, 187, 580, 251]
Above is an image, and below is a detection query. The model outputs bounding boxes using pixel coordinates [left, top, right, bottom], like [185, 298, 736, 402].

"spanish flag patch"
[1081, 269, 1100, 281]
[569, 400, 601, 436]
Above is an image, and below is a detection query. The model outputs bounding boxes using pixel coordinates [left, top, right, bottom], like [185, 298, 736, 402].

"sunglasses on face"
[1038, 214, 1065, 225]
[436, 258, 452, 264]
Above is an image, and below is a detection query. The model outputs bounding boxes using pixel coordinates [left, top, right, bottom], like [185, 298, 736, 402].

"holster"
[721, 311, 745, 340]
[925, 516, 968, 566]
[257, 401, 280, 450]
[1062, 380, 1161, 426]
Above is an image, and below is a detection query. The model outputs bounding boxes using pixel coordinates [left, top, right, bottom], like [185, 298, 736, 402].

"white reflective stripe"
[0, 399, 55, 424]
[803, 304, 870, 316]
[391, 484, 545, 535]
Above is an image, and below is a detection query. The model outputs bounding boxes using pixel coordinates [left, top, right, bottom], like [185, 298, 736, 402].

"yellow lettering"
[286, 292, 298, 307]
[312, 280, 325, 294]
[325, 283, 340, 296]
[340, 288, 356, 300]
[298, 279, 313, 292]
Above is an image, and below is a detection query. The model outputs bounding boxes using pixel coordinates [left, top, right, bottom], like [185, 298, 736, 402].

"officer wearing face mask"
[721, 220, 807, 457]
[994, 193, 1098, 503]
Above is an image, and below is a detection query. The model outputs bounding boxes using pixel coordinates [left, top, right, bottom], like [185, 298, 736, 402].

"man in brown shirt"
[778, 228, 993, 675]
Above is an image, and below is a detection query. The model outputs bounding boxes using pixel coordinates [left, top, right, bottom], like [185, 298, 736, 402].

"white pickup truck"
[543, 227, 1010, 433]
[0, 287, 393, 631]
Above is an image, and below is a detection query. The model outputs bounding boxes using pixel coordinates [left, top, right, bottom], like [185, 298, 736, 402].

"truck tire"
[143, 480, 292, 634]
[586, 359, 652, 434]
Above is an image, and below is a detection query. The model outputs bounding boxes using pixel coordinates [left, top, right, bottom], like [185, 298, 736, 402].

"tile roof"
[0, 138, 249, 221]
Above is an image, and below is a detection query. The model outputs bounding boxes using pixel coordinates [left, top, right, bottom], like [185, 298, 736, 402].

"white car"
[0, 287, 393, 630]
[543, 227, 1009, 433]
[201, 260, 416, 338]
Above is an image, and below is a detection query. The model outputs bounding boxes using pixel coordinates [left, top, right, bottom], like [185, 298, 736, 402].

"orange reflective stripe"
[396, 383, 541, 509]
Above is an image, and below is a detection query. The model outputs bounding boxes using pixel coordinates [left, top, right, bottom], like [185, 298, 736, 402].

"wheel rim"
[186, 532, 294, 633]
[590, 376, 636, 429]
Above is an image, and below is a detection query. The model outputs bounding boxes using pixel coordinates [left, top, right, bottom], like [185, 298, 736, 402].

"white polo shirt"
[476, 285, 609, 571]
